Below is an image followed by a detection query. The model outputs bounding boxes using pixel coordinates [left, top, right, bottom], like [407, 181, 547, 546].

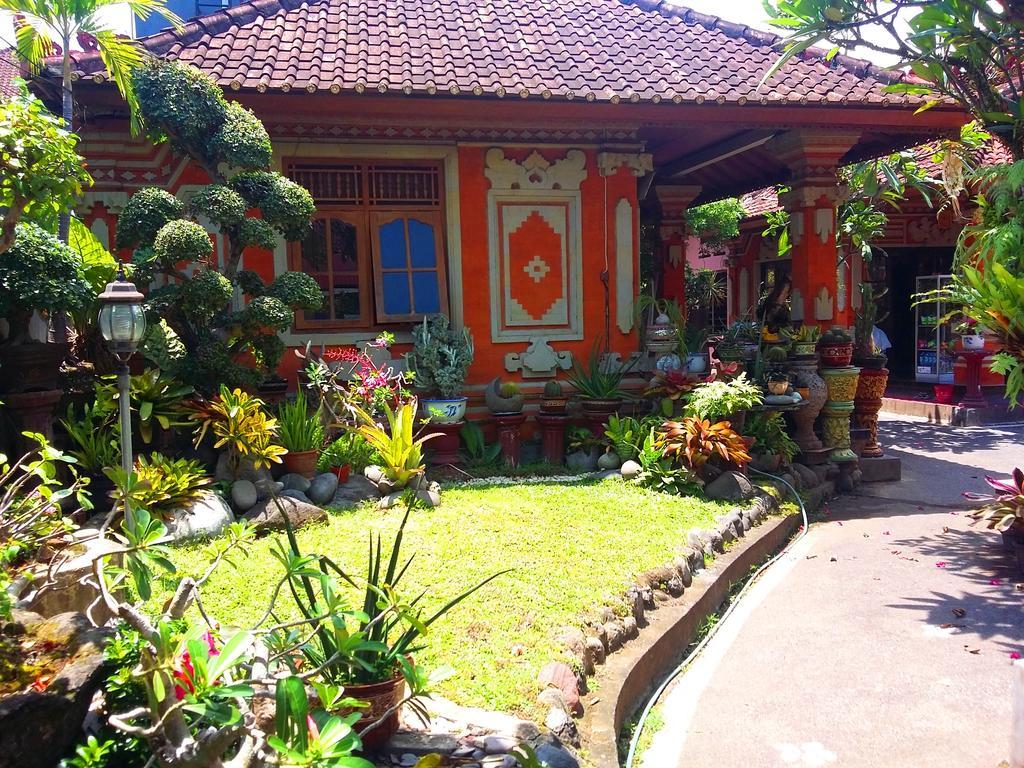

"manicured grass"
[159, 478, 729, 717]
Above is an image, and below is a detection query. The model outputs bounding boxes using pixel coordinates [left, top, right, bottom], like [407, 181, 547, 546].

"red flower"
[173, 632, 219, 700]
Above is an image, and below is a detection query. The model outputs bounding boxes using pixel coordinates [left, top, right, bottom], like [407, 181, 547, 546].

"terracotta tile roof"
[70, 0, 936, 107]
[0, 50, 22, 99]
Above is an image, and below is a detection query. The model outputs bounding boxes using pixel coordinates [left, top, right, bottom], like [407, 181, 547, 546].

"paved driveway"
[639, 419, 1024, 768]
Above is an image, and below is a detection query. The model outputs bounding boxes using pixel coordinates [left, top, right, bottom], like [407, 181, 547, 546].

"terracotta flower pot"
[337, 672, 406, 751]
[539, 397, 568, 414]
[331, 464, 351, 483]
[282, 449, 318, 478]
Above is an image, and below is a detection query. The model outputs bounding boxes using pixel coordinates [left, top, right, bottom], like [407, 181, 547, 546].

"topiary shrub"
[120, 59, 322, 391]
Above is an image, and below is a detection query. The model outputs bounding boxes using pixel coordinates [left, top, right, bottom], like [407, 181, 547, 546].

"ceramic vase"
[786, 354, 826, 453]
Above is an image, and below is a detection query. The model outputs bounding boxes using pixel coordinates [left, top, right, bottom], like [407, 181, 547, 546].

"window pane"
[379, 219, 407, 268]
[300, 219, 327, 271]
[331, 219, 359, 273]
[381, 272, 411, 315]
[411, 270, 441, 314]
[408, 218, 436, 268]
[334, 286, 361, 320]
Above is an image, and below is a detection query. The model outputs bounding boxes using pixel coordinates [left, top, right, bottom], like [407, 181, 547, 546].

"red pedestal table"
[535, 412, 569, 466]
[957, 350, 990, 409]
[426, 421, 463, 466]
[494, 413, 527, 467]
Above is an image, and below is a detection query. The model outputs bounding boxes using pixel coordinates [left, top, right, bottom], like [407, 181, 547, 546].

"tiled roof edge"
[624, 0, 908, 86]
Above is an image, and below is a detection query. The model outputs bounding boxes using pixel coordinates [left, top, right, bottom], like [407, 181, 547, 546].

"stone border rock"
[577, 509, 802, 767]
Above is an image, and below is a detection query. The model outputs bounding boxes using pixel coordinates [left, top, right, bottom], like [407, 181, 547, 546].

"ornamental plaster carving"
[814, 208, 835, 244]
[790, 212, 804, 246]
[485, 148, 588, 191]
[790, 287, 805, 322]
[836, 263, 847, 312]
[82, 190, 129, 214]
[851, 257, 863, 310]
[504, 338, 573, 378]
[615, 198, 635, 334]
[778, 184, 848, 209]
[597, 151, 654, 177]
[813, 287, 834, 321]
[668, 243, 683, 268]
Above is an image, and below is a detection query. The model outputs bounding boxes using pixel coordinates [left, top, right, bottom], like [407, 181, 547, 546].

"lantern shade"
[98, 302, 146, 344]
[97, 267, 147, 356]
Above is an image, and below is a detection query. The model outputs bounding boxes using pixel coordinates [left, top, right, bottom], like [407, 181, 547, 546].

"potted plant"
[188, 385, 287, 481]
[680, 325, 710, 374]
[637, 295, 679, 356]
[644, 368, 702, 418]
[273, 497, 506, 749]
[406, 315, 474, 425]
[818, 326, 854, 367]
[742, 412, 798, 473]
[683, 372, 764, 432]
[0, 223, 92, 393]
[352, 400, 439, 495]
[853, 284, 890, 369]
[783, 324, 821, 357]
[766, 369, 790, 396]
[955, 317, 986, 350]
[317, 433, 377, 484]
[540, 379, 568, 413]
[567, 339, 635, 434]
[965, 468, 1024, 574]
[565, 426, 602, 472]
[484, 377, 525, 414]
[278, 389, 326, 478]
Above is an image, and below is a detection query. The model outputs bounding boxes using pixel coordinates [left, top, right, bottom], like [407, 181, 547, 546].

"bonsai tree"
[0, 222, 91, 343]
[854, 283, 890, 363]
[405, 314, 474, 399]
[116, 60, 322, 391]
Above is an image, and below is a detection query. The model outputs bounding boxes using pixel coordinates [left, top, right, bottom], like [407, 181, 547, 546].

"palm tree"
[1, 0, 181, 239]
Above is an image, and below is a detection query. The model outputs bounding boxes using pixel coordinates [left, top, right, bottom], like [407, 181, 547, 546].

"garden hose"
[624, 468, 810, 768]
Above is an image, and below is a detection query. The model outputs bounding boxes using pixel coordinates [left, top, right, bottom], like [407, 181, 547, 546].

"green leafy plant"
[278, 389, 326, 453]
[743, 412, 798, 462]
[317, 433, 378, 474]
[567, 426, 601, 454]
[633, 426, 703, 496]
[567, 340, 635, 400]
[683, 373, 763, 422]
[854, 283, 890, 361]
[111, 453, 212, 520]
[351, 401, 438, 487]
[460, 421, 501, 466]
[406, 314, 474, 398]
[685, 199, 745, 249]
[269, 677, 373, 768]
[60, 403, 119, 474]
[782, 324, 821, 345]
[96, 367, 194, 444]
[604, 415, 649, 462]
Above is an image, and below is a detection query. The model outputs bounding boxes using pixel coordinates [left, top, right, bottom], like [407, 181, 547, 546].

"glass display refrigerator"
[914, 274, 955, 383]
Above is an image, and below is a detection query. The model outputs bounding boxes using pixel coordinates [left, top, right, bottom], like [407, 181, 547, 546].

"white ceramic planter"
[421, 397, 467, 424]
[685, 352, 708, 374]
[962, 334, 985, 350]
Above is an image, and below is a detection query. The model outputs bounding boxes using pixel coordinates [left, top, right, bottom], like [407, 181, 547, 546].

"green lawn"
[160, 478, 729, 717]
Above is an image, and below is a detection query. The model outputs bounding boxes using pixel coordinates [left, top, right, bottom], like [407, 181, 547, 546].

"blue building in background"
[135, 0, 242, 36]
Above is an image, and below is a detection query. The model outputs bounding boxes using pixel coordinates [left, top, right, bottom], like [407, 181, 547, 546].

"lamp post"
[97, 265, 147, 495]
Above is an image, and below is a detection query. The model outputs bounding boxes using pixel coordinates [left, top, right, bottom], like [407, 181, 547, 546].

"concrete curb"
[578, 511, 801, 768]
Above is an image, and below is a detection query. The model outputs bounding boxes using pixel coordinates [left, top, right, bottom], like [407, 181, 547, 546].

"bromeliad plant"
[61, 403, 120, 475]
[277, 389, 326, 454]
[109, 453, 213, 520]
[96, 367, 195, 444]
[965, 468, 1024, 532]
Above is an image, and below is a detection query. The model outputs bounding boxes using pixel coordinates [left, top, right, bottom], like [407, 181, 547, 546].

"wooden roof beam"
[661, 129, 779, 178]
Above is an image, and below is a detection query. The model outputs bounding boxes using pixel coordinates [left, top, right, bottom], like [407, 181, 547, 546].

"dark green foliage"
[124, 60, 321, 391]
[0, 222, 91, 340]
[210, 101, 272, 170]
[180, 269, 233, 323]
[266, 271, 323, 310]
[153, 219, 213, 266]
[238, 218, 278, 251]
[114, 187, 184, 250]
[188, 184, 247, 227]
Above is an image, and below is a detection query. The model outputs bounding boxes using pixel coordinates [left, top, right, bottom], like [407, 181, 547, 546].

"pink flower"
[173, 632, 220, 700]
[1011, 652, 1021, 661]
[936, 561, 948, 568]
[990, 579, 1003, 586]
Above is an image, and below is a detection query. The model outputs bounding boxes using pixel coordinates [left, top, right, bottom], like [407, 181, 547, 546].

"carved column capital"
[597, 151, 654, 177]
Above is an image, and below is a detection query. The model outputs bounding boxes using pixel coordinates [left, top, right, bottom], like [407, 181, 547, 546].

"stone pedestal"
[536, 412, 569, 466]
[853, 367, 889, 458]
[427, 422, 463, 466]
[494, 413, 527, 467]
[787, 354, 826, 452]
[5, 389, 64, 455]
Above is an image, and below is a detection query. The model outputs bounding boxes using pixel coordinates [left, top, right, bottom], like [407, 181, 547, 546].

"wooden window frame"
[284, 159, 448, 332]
